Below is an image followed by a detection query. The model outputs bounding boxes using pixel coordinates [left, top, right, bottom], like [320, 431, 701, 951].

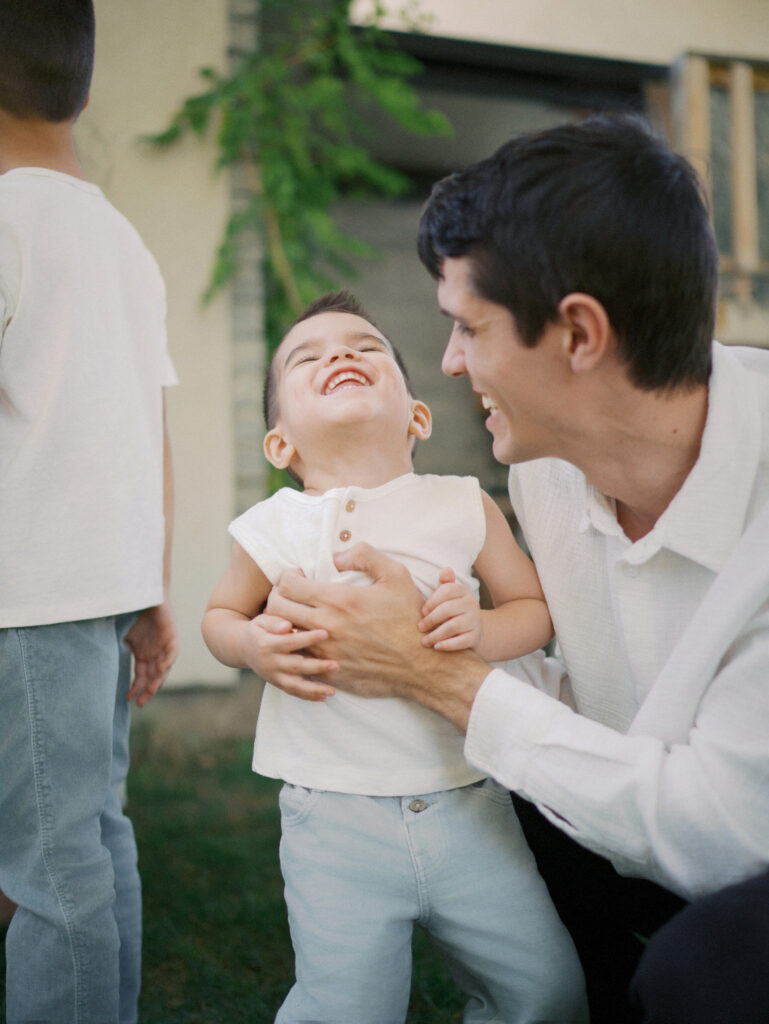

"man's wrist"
[408, 647, 492, 734]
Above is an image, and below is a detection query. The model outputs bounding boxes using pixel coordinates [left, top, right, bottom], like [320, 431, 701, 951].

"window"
[674, 54, 769, 345]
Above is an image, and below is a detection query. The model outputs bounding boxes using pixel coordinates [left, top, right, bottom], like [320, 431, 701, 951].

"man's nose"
[441, 332, 466, 377]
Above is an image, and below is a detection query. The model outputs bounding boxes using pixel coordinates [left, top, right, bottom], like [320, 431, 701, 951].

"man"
[260, 115, 769, 1022]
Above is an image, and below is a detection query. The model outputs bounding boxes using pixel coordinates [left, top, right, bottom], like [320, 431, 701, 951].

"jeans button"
[408, 798, 428, 813]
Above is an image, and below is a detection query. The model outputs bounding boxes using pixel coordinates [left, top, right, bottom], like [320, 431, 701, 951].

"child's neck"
[0, 112, 86, 179]
[301, 447, 415, 496]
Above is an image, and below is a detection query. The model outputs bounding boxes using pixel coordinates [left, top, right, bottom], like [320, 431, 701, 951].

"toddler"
[203, 291, 587, 1023]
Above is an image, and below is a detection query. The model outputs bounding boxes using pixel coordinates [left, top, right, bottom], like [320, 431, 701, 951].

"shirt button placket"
[338, 496, 356, 543]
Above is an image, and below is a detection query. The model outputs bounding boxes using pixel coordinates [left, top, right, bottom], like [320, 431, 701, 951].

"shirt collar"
[580, 343, 761, 571]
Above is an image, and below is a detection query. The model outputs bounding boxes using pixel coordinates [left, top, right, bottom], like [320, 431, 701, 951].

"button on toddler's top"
[228, 472, 489, 796]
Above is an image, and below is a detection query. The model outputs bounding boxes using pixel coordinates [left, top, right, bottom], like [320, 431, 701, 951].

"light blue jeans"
[276, 779, 588, 1023]
[0, 615, 141, 1024]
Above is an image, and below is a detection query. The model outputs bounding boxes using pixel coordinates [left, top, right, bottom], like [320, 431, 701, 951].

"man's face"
[437, 256, 565, 465]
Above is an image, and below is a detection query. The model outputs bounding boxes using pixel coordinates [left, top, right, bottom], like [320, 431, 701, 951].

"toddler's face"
[272, 311, 415, 438]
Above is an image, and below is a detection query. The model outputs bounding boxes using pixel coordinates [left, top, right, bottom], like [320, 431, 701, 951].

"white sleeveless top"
[229, 472, 488, 795]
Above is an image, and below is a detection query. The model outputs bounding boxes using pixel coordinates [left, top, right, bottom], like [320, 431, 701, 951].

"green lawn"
[1, 731, 464, 1022]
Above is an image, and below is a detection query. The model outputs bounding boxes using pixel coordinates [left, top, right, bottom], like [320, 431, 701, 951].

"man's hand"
[266, 543, 490, 730]
[125, 601, 178, 707]
[267, 543, 422, 697]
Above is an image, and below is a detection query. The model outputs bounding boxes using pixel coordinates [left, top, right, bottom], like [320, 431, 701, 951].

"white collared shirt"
[465, 343, 769, 899]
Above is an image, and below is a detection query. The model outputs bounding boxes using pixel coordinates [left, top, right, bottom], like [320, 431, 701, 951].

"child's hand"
[418, 568, 482, 652]
[245, 612, 337, 701]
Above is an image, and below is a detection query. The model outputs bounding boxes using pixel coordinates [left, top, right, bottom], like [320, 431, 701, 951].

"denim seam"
[402, 802, 431, 925]
[17, 627, 85, 1023]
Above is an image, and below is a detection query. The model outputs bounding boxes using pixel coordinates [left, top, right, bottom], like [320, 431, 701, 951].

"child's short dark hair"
[262, 289, 413, 430]
[0, 0, 95, 121]
[418, 113, 718, 392]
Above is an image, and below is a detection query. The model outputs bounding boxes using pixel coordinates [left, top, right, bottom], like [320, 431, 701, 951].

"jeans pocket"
[278, 783, 321, 827]
[467, 776, 512, 806]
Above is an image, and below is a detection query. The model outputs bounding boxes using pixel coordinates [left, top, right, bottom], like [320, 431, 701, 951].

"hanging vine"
[147, 0, 451, 354]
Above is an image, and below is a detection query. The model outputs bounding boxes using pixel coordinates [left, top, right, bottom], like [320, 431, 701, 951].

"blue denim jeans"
[0, 615, 140, 1024]
[276, 779, 588, 1023]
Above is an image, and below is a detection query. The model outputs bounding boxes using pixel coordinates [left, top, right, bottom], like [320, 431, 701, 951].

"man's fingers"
[333, 542, 407, 584]
[273, 568, 324, 605]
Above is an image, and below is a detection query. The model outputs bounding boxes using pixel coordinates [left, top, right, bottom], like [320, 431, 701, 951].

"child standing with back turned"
[0, 3, 177, 1021]
[203, 291, 587, 1023]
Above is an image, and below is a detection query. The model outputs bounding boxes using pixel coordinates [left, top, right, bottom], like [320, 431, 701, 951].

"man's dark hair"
[0, 0, 95, 121]
[263, 289, 413, 430]
[417, 113, 718, 391]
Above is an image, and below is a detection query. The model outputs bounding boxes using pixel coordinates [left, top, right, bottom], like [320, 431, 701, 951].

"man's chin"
[491, 435, 515, 465]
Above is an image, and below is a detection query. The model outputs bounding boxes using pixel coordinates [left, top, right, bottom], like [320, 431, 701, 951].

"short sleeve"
[228, 492, 297, 585]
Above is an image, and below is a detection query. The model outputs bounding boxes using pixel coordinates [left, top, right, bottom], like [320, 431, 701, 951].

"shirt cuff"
[464, 668, 571, 791]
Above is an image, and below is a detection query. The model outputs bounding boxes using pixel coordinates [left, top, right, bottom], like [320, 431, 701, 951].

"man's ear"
[263, 428, 297, 470]
[558, 293, 613, 374]
[408, 400, 432, 441]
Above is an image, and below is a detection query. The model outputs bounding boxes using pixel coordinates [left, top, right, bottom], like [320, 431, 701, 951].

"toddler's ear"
[408, 400, 432, 441]
[263, 428, 296, 470]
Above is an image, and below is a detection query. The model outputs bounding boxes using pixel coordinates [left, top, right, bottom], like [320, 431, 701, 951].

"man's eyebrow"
[438, 304, 464, 323]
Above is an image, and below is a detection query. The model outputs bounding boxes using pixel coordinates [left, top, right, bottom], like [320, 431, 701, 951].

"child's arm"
[202, 541, 336, 701]
[419, 491, 553, 662]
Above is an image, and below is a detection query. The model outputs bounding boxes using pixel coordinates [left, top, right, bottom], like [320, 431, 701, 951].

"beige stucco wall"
[356, 0, 769, 64]
[76, 0, 238, 685]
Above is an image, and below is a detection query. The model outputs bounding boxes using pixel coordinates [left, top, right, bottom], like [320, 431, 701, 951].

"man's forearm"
[408, 648, 491, 733]
[329, 635, 491, 734]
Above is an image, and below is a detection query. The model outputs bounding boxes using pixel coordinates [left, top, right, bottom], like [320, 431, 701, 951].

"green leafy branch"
[147, 0, 451, 354]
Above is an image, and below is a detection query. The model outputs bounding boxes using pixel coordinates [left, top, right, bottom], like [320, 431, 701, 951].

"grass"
[1, 729, 464, 1022]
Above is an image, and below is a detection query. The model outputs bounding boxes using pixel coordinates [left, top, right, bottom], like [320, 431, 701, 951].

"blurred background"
[3, 3, 769, 1014]
[75, 0, 769, 690]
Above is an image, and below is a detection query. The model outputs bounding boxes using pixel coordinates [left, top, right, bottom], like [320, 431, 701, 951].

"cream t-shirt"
[0, 168, 176, 626]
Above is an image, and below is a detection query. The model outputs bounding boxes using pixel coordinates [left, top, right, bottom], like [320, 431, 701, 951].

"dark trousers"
[512, 793, 684, 1023]
[632, 865, 769, 1024]
[513, 794, 769, 1023]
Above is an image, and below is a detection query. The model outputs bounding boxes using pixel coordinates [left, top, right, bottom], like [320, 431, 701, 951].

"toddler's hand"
[418, 568, 482, 652]
[245, 611, 337, 701]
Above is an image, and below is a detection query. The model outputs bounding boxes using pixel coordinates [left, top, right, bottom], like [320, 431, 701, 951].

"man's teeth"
[481, 394, 497, 412]
[324, 371, 369, 394]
